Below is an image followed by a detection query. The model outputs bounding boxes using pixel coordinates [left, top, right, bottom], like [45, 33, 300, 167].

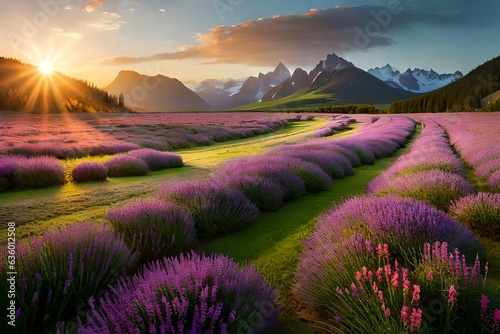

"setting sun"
[38, 61, 54, 75]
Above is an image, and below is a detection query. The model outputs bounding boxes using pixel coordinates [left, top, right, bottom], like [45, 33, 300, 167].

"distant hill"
[105, 71, 210, 111]
[236, 53, 416, 110]
[367, 64, 463, 93]
[390, 55, 500, 113]
[0, 57, 124, 113]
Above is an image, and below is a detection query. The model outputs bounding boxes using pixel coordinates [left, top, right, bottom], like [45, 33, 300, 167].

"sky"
[0, 0, 499, 87]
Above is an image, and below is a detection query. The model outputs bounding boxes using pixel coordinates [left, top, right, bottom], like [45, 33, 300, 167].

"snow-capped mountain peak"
[367, 65, 463, 93]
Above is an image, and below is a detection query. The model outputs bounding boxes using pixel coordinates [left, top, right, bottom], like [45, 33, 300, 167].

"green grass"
[203, 122, 500, 332]
[232, 91, 339, 111]
[0, 118, 354, 243]
[204, 126, 422, 333]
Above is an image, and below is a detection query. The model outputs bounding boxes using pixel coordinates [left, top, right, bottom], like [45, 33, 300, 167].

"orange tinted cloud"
[96, 6, 461, 67]
[86, 0, 104, 13]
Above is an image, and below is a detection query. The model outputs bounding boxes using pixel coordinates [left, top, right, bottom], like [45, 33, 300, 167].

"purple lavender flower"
[72, 162, 108, 183]
[107, 198, 196, 261]
[129, 148, 183, 170]
[78, 252, 279, 334]
[0, 222, 138, 332]
[104, 154, 150, 177]
[449, 192, 500, 238]
[158, 181, 260, 240]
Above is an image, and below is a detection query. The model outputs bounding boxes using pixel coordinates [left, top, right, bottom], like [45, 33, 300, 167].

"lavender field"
[1, 112, 499, 333]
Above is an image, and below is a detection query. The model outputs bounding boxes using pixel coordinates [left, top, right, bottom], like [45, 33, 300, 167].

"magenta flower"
[401, 306, 410, 326]
[481, 295, 489, 320]
[403, 279, 411, 293]
[427, 270, 434, 281]
[412, 285, 421, 303]
[494, 309, 500, 323]
[410, 308, 423, 332]
[448, 285, 458, 304]
[384, 308, 391, 317]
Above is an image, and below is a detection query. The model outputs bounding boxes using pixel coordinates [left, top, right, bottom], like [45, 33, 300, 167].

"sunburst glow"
[38, 61, 54, 75]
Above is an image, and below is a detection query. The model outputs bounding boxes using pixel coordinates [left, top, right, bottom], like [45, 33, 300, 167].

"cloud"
[53, 28, 83, 39]
[87, 12, 126, 31]
[159, 9, 166, 13]
[86, 0, 104, 13]
[95, 5, 485, 67]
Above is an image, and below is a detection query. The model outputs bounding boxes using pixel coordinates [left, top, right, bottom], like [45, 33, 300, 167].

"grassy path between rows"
[204, 125, 422, 333]
[0, 118, 360, 242]
[204, 122, 500, 333]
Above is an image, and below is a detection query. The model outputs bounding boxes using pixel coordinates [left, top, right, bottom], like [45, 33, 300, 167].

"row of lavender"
[0, 148, 184, 192]
[312, 115, 356, 138]
[433, 114, 500, 191]
[1, 116, 416, 333]
[293, 117, 500, 332]
[294, 196, 499, 333]
[366, 119, 499, 238]
[3, 119, 292, 159]
[366, 119, 475, 210]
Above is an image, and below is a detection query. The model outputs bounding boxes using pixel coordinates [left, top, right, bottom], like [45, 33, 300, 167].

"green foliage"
[390, 55, 500, 113]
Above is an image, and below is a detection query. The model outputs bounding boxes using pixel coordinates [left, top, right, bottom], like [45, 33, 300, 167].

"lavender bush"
[107, 199, 196, 263]
[287, 159, 333, 192]
[0, 222, 138, 332]
[271, 149, 348, 179]
[129, 148, 183, 170]
[159, 181, 260, 240]
[449, 192, 500, 239]
[378, 170, 476, 211]
[72, 162, 108, 183]
[213, 174, 287, 212]
[294, 196, 484, 316]
[86, 142, 141, 156]
[475, 158, 500, 179]
[489, 170, 500, 192]
[214, 158, 307, 200]
[104, 154, 150, 177]
[346, 144, 376, 164]
[13, 156, 65, 188]
[79, 252, 280, 334]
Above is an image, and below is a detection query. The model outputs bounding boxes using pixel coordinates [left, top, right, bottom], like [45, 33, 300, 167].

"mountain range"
[0, 53, 471, 113]
[367, 64, 463, 93]
[194, 63, 291, 109]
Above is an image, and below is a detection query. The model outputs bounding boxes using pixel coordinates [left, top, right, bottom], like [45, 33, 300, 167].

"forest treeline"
[390, 55, 500, 113]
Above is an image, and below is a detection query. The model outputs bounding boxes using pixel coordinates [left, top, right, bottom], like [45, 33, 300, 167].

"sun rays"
[38, 61, 55, 75]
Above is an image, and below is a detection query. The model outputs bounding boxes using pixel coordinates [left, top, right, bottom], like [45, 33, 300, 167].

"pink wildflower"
[481, 295, 489, 320]
[427, 270, 434, 281]
[362, 266, 368, 280]
[448, 285, 458, 304]
[403, 279, 411, 292]
[391, 271, 399, 289]
[402, 267, 409, 281]
[401, 306, 410, 326]
[494, 309, 500, 323]
[412, 285, 420, 303]
[376, 267, 383, 282]
[377, 244, 383, 258]
[383, 243, 390, 258]
[356, 271, 363, 283]
[378, 290, 384, 303]
[385, 307, 391, 317]
[410, 308, 423, 332]
[372, 282, 379, 293]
